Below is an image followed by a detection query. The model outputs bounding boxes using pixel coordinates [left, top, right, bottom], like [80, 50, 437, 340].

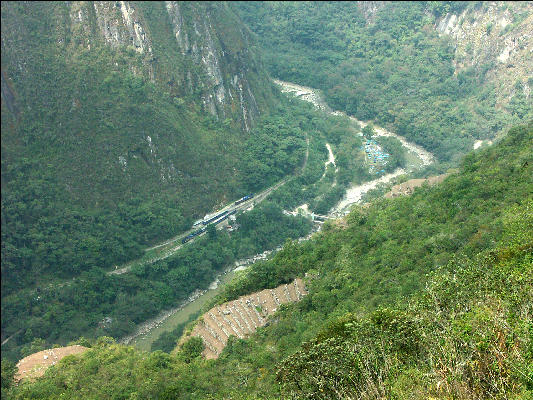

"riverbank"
[274, 79, 434, 216]
[123, 267, 237, 351]
[125, 80, 436, 351]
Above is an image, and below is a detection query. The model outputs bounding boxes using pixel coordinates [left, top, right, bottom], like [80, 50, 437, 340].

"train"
[235, 193, 254, 205]
[181, 227, 206, 244]
[202, 210, 229, 225]
[198, 194, 253, 227]
[209, 209, 237, 226]
[182, 210, 238, 244]
[182, 192, 252, 245]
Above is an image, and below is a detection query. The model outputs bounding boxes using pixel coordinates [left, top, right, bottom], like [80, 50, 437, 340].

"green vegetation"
[2, 1, 376, 360]
[2, 2, 531, 398]
[1, 67, 369, 362]
[0, 1, 444, 360]
[1, 359, 16, 400]
[212, 123, 532, 309]
[178, 337, 204, 363]
[1, 0, 281, 295]
[1, 200, 312, 362]
[2, 64, 382, 359]
[265, 106, 370, 215]
[378, 136, 407, 171]
[277, 236, 532, 399]
[150, 310, 201, 353]
[1, 2, 230, 288]
[234, 1, 532, 162]
[5, 123, 530, 399]
[362, 124, 375, 140]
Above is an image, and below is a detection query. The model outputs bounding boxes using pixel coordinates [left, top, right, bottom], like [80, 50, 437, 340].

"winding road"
[274, 79, 434, 215]
[123, 80, 437, 348]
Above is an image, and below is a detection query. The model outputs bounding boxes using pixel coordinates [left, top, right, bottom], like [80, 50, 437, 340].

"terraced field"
[183, 278, 308, 359]
[15, 345, 89, 382]
[384, 173, 449, 199]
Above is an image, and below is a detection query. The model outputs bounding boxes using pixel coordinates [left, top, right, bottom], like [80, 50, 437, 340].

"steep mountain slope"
[2, 3, 532, 398]
[2, 1, 319, 363]
[1, 1, 278, 294]
[2, 1, 273, 130]
[234, 1, 532, 162]
[4, 122, 530, 399]
[436, 1, 532, 111]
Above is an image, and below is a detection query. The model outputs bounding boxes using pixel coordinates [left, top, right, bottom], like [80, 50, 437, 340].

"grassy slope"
[5, 122, 531, 399]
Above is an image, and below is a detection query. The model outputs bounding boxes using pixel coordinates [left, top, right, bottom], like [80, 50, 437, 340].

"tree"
[178, 337, 204, 363]
[362, 124, 375, 140]
[20, 338, 46, 358]
[207, 223, 217, 240]
[1, 359, 16, 396]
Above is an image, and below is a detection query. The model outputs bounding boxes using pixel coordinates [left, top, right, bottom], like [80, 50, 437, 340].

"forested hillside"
[1, 0, 339, 362]
[4, 122, 530, 399]
[1, 1, 278, 294]
[1, 78, 363, 361]
[234, 1, 532, 161]
[2, 2, 532, 398]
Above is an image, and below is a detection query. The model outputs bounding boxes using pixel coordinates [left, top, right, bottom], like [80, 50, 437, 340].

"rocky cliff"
[2, 1, 272, 131]
[436, 1, 532, 110]
[1, 1, 278, 214]
[355, 1, 532, 108]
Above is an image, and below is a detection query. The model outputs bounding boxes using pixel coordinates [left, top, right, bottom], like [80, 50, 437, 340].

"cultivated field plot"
[183, 278, 308, 359]
[15, 345, 89, 382]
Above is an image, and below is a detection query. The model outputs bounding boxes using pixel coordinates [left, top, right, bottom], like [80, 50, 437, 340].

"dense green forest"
[2, 92, 381, 362]
[234, 1, 532, 162]
[2, 2, 532, 398]
[1, 1, 273, 295]
[2, 1, 381, 360]
[1, 199, 311, 362]
[4, 123, 530, 399]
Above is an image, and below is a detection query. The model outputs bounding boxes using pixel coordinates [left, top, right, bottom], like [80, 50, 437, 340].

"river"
[124, 80, 435, 351]
[125, 268, 237, 351]
[274, 79, 434, 215]
[274, 79, 433, 167]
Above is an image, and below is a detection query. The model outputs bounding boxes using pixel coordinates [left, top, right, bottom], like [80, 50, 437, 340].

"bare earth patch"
[384, 174, 449, 199]
[180, 278, 308, 359]
[15, 345, 89, 382]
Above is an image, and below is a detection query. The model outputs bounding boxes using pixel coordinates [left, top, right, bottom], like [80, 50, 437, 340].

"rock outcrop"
[163, 2, 262, 131]
[0, 1, 277, 218]
[356, 1, 386, 23]
[435, 2, 532, 108]
[1, 1, 271, 131]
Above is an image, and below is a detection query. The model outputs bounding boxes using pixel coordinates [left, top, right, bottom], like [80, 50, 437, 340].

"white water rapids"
[274, 79, 435, 214]
[123, 80, 436, 348]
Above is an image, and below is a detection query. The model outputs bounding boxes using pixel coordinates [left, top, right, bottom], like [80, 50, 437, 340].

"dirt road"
[274, 79, 435, 215]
